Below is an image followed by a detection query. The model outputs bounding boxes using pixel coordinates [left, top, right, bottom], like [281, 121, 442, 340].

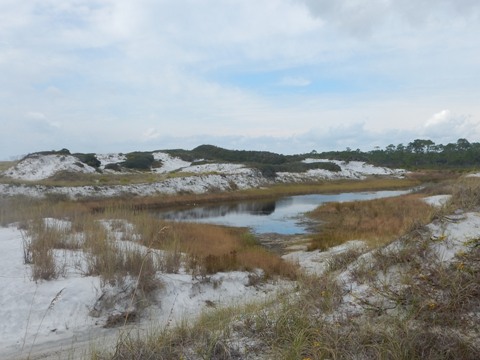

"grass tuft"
[449, 177, 480, 210]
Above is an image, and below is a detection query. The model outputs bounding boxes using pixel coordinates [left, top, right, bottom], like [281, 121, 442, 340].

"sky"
[1, 0, 480, 159]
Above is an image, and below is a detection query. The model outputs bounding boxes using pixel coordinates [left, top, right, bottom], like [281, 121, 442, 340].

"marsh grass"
[0, 196, 46, 226]
[0, 195, 92, 227]
[121, 213, 299, 279]
[11, 196, 297, 290]
[308, 194, 434, 250]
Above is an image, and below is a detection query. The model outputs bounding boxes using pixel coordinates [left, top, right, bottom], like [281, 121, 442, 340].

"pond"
[156, 189, 411, 235]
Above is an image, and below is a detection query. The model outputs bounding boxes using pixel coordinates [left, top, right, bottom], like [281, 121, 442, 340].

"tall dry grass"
[9, 195, 297, 289]
[449, 176, 480, 210]
[308, 194, 434, 250]
[128, 214, 299, 279]
[0, 196, 46, 226]
[21, 218, 74, 280]
[0, 194, 92, 227]
[79, 215, 162, 301]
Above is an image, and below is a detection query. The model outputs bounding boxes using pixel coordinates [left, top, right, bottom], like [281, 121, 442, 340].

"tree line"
[317, 138, 480, 169]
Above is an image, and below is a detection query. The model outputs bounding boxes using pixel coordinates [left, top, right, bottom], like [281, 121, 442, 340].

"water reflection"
[159, 200, 276, 220]
[156, 190, 410, 235]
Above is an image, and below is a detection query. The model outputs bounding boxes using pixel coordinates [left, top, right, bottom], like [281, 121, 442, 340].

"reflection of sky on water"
[156, 190, 410, 235]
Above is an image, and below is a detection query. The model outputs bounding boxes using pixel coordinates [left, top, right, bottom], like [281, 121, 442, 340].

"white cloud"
[425, 109, 452, 127]
[25, 111, 47, 120]
[25, 112, 61, 128]
[298, 0, 480, 36]
[278, 76, 311, 87]
[423, 110, 479, 142]
[298, 0, 389, 37]
[143, 128, 160, 140]
[0, 1, 479, 159]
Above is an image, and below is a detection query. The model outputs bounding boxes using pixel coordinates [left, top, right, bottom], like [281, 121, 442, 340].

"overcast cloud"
[1, 0, 479, 159]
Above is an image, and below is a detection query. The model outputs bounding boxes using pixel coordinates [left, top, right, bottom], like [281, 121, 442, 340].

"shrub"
[122, 152, 155, 170]
[104, 163, 122, 171]
[24, 148, 71, 159]
[74, 153, 101, 168]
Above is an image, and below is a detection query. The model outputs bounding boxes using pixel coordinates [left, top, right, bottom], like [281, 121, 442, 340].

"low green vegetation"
[121, 152, 159, 170]
[10, 138, 480, 184]
[254, 161, 341, 178]
[165, 144, 342, 177]
[165, 144, 289, 164]
[16, 148, 103, 170]
[26, 148, 71, 157]
[73, 153, 101, 168]
[165, 139, 480, 174]
[11, 145, 342, 180]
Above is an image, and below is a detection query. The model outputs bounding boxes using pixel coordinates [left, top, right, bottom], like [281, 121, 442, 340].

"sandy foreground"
[0, 224, 291, 360]
[3, 194, 477, 360]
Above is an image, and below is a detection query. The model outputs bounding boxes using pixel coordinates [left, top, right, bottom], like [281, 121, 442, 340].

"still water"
[156, 190, 410, 235]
